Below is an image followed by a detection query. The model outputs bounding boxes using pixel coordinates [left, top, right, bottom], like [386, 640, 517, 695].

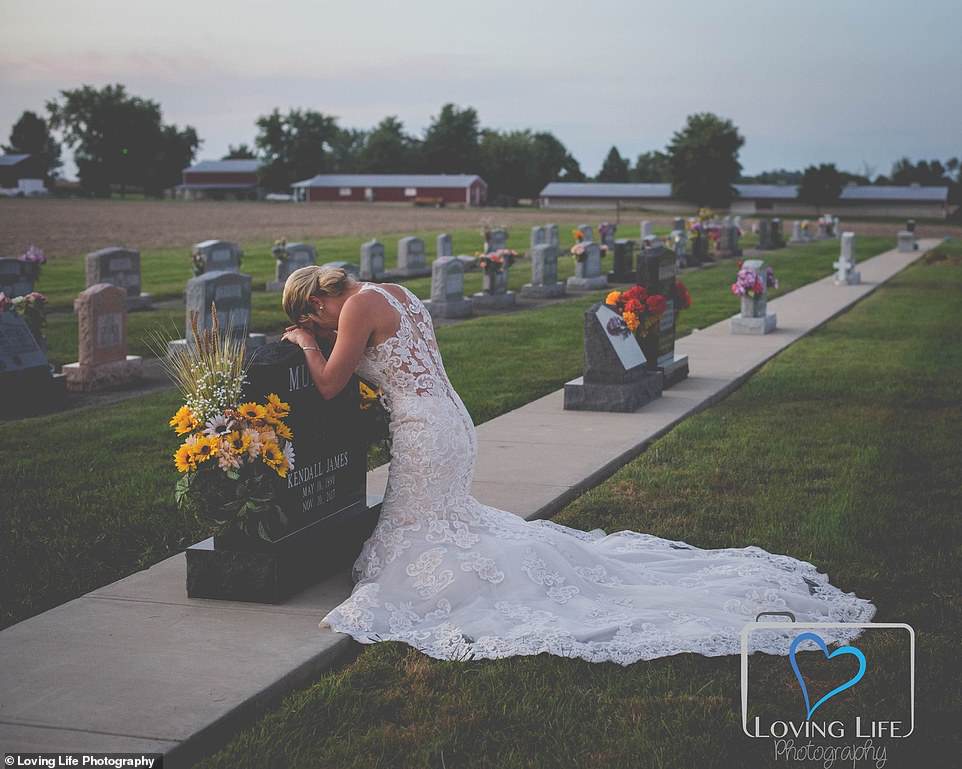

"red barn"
[292, 174, 487, 207]
[178, 159, 262, 200]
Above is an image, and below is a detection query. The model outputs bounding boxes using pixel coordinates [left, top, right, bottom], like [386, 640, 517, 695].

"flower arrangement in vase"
[0, 290, 48, 348]
[604, 285, 668, 339]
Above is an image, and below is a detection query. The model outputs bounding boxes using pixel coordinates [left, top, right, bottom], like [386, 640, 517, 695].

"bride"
[280, 266, 875, 665]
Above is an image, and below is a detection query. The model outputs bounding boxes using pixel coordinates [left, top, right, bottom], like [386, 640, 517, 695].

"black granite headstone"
[185, 340, 378, 602]
[637, 243, 690, 387]
[0, 312, 66, 417]
[608, 239, 637, 283]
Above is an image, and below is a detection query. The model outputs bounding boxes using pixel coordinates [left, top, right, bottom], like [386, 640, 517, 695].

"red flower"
[624, 284, 648, 302]
[753, 278, 764, 294]
[675, 279, 692, 310]
[624, 298, 644, 314]
[646, 294, 667, 315]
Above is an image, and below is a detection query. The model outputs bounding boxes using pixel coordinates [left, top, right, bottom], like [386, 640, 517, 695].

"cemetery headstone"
[640, 221, 654, 239]
[771, 218, 785, 248]
[546, 224, 560, 247]
[168, 271, 266, 355]
[733, 215, 743, 231]
[567, 242, 608, 291]
[473, 257, 516, 309]
[563, 303, 663, 412]
[608, 239, 637, 283]
[0, 311, 66, 416]
[669, 230, 689, 268]
[62, 283, 143, 391]
[485, 228, 509, 251]
[833, 217, 842, 239]
[186, 340, 376, 602]
[672, 217, 686, 232]
[530, 226, 547, 249]
[424, 257, 473, 318]
[905, 219, 916, 234]
[521, 244, 565, 299]
[267, 242, 316, 292]
[790, 221, 806, 244]
[192, 240, 242, 274]
[0, 258, 37, 299]
[320, 261, 360, 279]
[576, 224, 595, 242]
[897, 230, 917, 252]
[85, 247, 152, 310]
[600, 223, 617, 249]
[715, 218, 743, 259]
[757, 219, 775, 250]
[731, 258, 778, 335]
[833, 233, 861, 285]
[637, 241, 689, 386]
[455, 255, 478, 271]
[359, 239, 386, 281]
[396, 236, 428, 277]
[437, 233, 453, 258]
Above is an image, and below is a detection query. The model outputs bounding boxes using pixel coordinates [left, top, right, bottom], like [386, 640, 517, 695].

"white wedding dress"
[319, 283, 876, 664]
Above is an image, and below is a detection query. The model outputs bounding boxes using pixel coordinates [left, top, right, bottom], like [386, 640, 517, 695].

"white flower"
[203, 413, 232, 437]
[244, 428, 262, 458]
[282, 442, 295, 469]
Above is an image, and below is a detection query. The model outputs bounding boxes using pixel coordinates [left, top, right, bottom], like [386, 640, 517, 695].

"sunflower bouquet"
[155, 305, 295, 541]
[605, 285, 668, 339]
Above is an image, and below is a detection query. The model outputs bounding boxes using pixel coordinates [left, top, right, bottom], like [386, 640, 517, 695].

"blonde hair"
[282, 265, 355, 323]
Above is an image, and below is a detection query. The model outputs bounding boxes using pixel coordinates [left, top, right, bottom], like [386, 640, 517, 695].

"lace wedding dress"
[319, 283, 876, 664]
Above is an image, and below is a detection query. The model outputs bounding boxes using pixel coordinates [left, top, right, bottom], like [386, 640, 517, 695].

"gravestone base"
[168, 333, 267, 357]
[897, 232, 917, 253]
[834, 270, 861, 286]
[566, 275, 609, 291]
[186, 500, 378, 603]
[386, 266, 432, 280]
[521, 281, 566, 299]
[456, 255, 478, 271]
[127, 292, 153, 311]
[658, 355, 690, 388]
[62, 355, 143, 392]
[731, 313, 778, 335]
[563, 372, 663, 413]
[471, 290, 516, 309]
[423, 297, 474, 319]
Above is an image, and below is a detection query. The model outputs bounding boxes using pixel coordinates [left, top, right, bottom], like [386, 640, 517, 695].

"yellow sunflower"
[266, 393, 290, 418]
[225, 430, 251, 456]
[190, 435, 219, 464]
[261, 441, 286, 477]
[274, 421, 293, 440]
[174, 442, 196, 473]
[169, 405, 199, 436]
[237, 402, 267, 422]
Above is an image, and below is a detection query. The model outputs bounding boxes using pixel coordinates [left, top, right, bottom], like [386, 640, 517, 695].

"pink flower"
[18, 245, 46, 264]
[0, 292, 9, 312]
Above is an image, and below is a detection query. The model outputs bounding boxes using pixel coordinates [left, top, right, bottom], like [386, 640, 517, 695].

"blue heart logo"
[789, 631, 866, 720]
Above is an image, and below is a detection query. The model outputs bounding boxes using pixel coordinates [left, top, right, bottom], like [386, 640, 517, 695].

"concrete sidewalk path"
[0, 240, 940, 766]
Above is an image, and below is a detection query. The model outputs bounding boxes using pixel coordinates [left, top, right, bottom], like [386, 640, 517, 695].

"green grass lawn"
[0, 235, 893, 630]
[194, 244, 962, 769]
[36, 222, 761, 365]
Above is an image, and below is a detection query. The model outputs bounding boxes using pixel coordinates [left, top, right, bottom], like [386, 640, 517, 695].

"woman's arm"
[284, 294, 377, 400]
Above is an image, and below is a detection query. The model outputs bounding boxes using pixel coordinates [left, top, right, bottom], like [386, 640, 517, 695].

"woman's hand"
[281, 325, 318, 349]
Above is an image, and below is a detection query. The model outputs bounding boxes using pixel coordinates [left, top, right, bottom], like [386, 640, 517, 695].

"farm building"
[177, 159, 262, 201]
[539, 181, 953, 219]
[0, 153, 47, 195]
[291, 174, 487, 206]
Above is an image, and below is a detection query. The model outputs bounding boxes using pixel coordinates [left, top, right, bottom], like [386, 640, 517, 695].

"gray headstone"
[425, 257, 473, 318]
[184, 271, 253, 349]
[320, 261, 360, 279]
[0, 311, 48, 374]
[530, 226, 547, 249]
[833, 233, 861, 285]
[485, 228, 508, 251]
[546, 224, 560, 247]
[897, 231, 916, 253]
[0, 258, 37, 298]
[85, 247, 142, 297]
[522, 244, 565, 299]
[276, 242, 316, 285]
[360, 240, 386, 280]
[576, 224, 595, 243]
[397, 237, 426, 271]
[437, 233, 453, 258]
[567, 242, 608, 291]
[672, 217, 686, 232]
[192, 240, 242, 274]
[640, 221, 654, 238]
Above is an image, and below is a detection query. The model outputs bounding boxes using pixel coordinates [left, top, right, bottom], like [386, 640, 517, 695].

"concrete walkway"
[0, 240, 939, 766]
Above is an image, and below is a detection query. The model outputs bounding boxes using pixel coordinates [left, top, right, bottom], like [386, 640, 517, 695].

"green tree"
[798, 163, 843, 213]
[3, 110, 62, 180]
[477, 129, 579, 203]
[328, 128, 368, 173]
[739, 168, 802, 185]
[421, 104, 480, 174]
[223, 144, 256, 159]
[254, 108, 340, 192]
[47, 83, 199, 197]
[358, 117, 418, 173]
[667, 113, 744, 206]
[597, 146, 629, 182]
[631, 150, 671, 182]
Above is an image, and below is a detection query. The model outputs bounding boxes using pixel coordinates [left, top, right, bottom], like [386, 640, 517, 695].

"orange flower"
[605, 291, 622, 306]
[623, 311, 640, 332]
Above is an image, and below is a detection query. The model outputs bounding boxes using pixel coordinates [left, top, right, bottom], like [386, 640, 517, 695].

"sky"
[1, 0, 959, 180]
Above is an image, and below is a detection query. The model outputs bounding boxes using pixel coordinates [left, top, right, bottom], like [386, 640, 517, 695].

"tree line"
[4, 83, 960, 207]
